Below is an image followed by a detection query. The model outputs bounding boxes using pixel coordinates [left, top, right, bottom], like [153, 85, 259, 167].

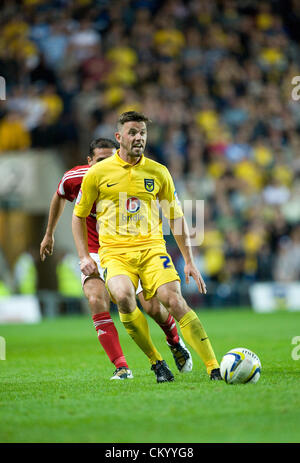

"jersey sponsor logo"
[144, 178, 154, 192]
[121, 213, 144, 222]
[107, 182, 118, 187]
[76, 189, 82, 204]
[126, 197, 140, 213]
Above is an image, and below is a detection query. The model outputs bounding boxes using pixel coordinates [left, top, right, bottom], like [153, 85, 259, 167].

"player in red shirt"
[40, 138, 192, 380]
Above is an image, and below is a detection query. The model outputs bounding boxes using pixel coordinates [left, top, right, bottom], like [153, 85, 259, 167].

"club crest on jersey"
[144, 178, 154, 192]
[126, 197, 140, 213]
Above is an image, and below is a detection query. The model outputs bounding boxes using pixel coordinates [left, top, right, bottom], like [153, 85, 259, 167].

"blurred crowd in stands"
[1, 0, 300, 306]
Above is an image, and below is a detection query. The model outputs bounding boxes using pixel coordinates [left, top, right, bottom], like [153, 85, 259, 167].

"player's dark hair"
[118, 111, 151, 128]
[88, 138, 119, 157]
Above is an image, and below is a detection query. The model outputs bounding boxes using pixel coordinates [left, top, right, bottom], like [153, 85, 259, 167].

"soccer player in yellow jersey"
[73, 111, 222, 382]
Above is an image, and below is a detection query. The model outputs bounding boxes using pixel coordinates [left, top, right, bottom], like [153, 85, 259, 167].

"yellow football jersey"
[74, 150, 183, 255]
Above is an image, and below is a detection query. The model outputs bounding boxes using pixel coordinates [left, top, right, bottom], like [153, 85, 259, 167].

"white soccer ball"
[220, 347, 261, 384]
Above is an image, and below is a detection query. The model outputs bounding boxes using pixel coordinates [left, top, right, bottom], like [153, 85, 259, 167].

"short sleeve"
[158, 166, 184, 220]
[73, 170, 98, 218]
[57, 176, 75, 201]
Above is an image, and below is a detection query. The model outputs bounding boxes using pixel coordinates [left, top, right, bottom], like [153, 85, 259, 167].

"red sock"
[92, 312, 128, 369]
[158, 313, 180, 346]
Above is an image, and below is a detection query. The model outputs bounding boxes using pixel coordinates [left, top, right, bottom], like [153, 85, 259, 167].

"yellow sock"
[119, 307, 163, 365]
[179, 310, 219, 375]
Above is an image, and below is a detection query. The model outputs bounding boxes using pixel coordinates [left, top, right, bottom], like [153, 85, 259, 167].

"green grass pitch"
[0, 308, 300, 443]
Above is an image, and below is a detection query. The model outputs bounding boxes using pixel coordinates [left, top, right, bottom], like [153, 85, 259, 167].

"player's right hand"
[184, 262, 207, 295]
[80, 255, 98, 276]
[40, 234, 54, 261]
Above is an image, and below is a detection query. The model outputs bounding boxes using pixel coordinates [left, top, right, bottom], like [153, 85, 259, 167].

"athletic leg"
[107, 275, 174, 382]
[138, 293, 178, 341]
[156, 280, 219, 377]
[138, 292, 193, 372]
[83, 276, 132, 379]
[107, 275, 163, 364]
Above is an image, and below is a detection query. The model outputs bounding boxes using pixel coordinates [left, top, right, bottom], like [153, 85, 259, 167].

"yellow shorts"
[100, 247, 180, 301]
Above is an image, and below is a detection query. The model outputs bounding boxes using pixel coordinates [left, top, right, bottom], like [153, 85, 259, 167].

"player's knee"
[163, 291, 185, 312]
[88, 294, 109, 313]
[145, 298, 162, 317]
[167, 295, 187, 321]
[169, 293, 184, 311]
[115, 289, 135, 310]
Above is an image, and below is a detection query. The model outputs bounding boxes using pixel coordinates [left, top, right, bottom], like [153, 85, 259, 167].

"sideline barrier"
[0, 295, 42, 323]
[249, 283, 300, 313]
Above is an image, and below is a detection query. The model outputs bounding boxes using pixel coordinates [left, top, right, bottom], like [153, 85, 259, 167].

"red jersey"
[57, 165, 99, 253]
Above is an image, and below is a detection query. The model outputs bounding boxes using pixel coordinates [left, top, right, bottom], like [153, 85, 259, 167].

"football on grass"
[220, 347, 261, 384]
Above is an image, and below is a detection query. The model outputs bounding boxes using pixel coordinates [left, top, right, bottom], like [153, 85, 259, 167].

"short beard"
[121, 141, 142, 157]
[130, 148, 142, 157]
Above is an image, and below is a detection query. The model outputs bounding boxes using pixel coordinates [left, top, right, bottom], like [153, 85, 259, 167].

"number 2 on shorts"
[160, 256, 171, 269]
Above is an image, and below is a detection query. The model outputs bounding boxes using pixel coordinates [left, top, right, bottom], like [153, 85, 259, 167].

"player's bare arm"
[169, 216, 207, 295]
[72, 214, 98, 276]
[40, 192, 66, 261]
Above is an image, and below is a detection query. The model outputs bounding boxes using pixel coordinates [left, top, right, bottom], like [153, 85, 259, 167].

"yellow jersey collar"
[114, 149, 145, 167]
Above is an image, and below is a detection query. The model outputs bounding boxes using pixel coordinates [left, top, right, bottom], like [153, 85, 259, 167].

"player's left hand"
[80, 255, 99, 276]
[184, 262, 207, 294]
[40, 234, 54, 261]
